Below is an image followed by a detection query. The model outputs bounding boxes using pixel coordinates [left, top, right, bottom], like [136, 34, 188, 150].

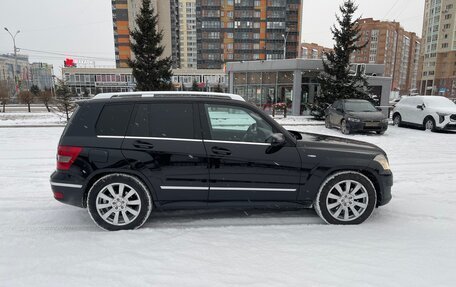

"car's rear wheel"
[87, 174, 152, 231]
[325, 116, 331, 129]
[424, 117, 436, 132]
[341, 120, 350, 135]
[314, 171, 377, 225]
[392, 113, 402, 127]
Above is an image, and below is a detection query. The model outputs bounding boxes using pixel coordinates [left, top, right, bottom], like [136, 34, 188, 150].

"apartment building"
[112, 0, 302, 70]
[352, 18, 421, 94]
[197, 0, 301, 69]
[420, 0, 456, 96]
[112, 0, 176, 68]
[300, 43, 332, 59]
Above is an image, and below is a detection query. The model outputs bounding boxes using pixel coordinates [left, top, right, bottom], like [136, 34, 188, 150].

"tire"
[424, 117, 436, 132]
[87, 174, 153, 231]
[376, 130, 385, 135]
[325, 116, 331, 129]
[392, 113, 402, 127]
[341, 120, 350, 135]
[314, 171, 377, 225]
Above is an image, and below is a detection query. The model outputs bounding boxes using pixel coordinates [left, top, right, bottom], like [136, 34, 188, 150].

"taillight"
[53, 191, 64, 199]
[57, 146, 82, 170]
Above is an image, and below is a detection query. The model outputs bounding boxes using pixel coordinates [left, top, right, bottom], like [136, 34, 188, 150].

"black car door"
[200, 102, 301, 203]
[121, 101, 210, 203]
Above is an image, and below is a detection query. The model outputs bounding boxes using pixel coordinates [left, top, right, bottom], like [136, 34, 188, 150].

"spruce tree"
[311, 0, 369, 118]
[129, 0, 173, 91]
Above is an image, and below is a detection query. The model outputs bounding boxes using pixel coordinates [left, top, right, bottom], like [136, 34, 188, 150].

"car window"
[345, 101, 377, 112]
[96, 104, 134, 136]
[205, 104, 274, 143]
[127, 103, 195, 139]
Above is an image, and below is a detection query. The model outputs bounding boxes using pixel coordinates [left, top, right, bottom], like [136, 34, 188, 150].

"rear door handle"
[211, 146, 231, 156]
[133, 140, 154, 150]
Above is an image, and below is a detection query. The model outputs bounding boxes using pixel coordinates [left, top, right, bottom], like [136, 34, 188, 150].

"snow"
[1, 122, 456, 286]
[0, 112, 64, 126]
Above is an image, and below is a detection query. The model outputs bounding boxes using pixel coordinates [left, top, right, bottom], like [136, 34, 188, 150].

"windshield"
[344, 101, 377, 112]
[423, 97, 455, 108]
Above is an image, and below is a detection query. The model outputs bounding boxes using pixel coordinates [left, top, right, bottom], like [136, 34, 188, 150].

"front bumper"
[50, 171, 86, 208]
[347, 120, 388, 132]
[377, 172, 393, 206]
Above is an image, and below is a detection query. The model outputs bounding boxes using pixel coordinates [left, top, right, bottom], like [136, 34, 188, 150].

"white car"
[392, 96, 456, 132]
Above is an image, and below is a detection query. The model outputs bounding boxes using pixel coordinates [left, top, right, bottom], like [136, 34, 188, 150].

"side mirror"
[287, 130, 303, 140]
[417, 105, 424, 110]
[270, 133, 286, 147]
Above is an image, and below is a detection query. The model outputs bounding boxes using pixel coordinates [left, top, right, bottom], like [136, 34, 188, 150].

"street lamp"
[4, 27, 20, 99]
[282, 29, 290, 60]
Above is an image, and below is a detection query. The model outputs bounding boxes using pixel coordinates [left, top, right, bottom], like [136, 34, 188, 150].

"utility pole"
[4, 27, 20, 101]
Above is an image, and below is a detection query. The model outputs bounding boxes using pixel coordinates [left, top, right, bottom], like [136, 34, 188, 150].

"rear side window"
[96, 104, 133, 136]
[128, 103, 195, 139]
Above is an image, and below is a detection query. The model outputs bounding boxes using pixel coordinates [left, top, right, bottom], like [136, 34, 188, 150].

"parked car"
[392, 96, 456, 132]
[50, 92, 393, 231]
[325, 99, 389, 135]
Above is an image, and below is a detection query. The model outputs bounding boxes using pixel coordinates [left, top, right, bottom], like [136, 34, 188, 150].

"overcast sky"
[0, 0, 425, 75]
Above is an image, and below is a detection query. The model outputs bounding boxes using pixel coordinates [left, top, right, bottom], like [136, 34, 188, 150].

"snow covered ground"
[0, 124, 455, 286]
[0, 112, 64, 126]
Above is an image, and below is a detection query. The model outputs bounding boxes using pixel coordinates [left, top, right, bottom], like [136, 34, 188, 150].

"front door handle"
[211, 146, 231, 156]
[133, 140, 154, 150]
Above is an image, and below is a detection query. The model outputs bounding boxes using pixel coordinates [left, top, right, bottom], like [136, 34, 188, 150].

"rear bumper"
[377, 173, 393, 206]
[50, 171, 86, 208]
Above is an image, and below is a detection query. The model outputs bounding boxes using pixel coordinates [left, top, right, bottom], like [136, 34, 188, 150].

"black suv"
[50, 92, 393, 231]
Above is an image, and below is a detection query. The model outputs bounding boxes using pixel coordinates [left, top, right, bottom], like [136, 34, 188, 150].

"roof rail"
[92, 91, 245, 102]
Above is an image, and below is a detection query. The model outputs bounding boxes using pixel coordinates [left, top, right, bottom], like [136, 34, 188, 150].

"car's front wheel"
[341, 120, 350, 135]
[325, 116, 331, 129]
[314, 171, 377, 225]
[392, 113, 402, 127]
[424, 117, 436, 132]
[87, 174, 152, 231]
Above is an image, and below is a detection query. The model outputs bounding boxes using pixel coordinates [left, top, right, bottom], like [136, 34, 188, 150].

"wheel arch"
[82, 169, 157, 208]
[304, 167, 382, 207]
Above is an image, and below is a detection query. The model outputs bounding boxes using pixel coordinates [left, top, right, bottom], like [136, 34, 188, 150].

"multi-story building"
[197, 0, 301, 69]
[420, 0, 456, 97]
[62, 67, 228, 96]
[62, 67, 136, 96]
[178, 0, 198, 68]
[300, 43, 332, 59]
[30, 63, 54, 90]
[0, 54, 31, 87]
[112, 0, 302, 70]
[112, 0, 177, 68]
[352, 18, 421, 95]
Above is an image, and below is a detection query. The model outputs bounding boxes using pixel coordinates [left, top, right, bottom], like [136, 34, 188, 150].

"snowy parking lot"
[0, 124, 455, 286]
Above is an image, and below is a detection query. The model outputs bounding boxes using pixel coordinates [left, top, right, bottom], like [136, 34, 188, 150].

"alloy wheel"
[325, 180, 369, 222]
[95, 183, 142, 226]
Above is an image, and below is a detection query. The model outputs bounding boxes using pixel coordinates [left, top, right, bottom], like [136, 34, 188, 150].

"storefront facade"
[227, 59, 392, 116]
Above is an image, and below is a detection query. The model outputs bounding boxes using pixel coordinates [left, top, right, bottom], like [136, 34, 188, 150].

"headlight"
[436, 112, 450, 117]
[374, 154, 390, 171]
[381, 118, 389, 123]
[347, 117, 361, 122]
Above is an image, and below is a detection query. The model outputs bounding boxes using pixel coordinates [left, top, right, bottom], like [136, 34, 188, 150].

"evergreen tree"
[129, 0, 173, 91]
[54, 80, 77, 121]
[310, 0, 369, 118]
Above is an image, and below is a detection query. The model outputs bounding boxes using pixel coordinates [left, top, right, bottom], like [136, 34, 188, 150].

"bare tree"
[53, 80, 76, 121]
[39, 90, 53, 112]
[0, 81, 9, 113]
[19, 90, 34, 112]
